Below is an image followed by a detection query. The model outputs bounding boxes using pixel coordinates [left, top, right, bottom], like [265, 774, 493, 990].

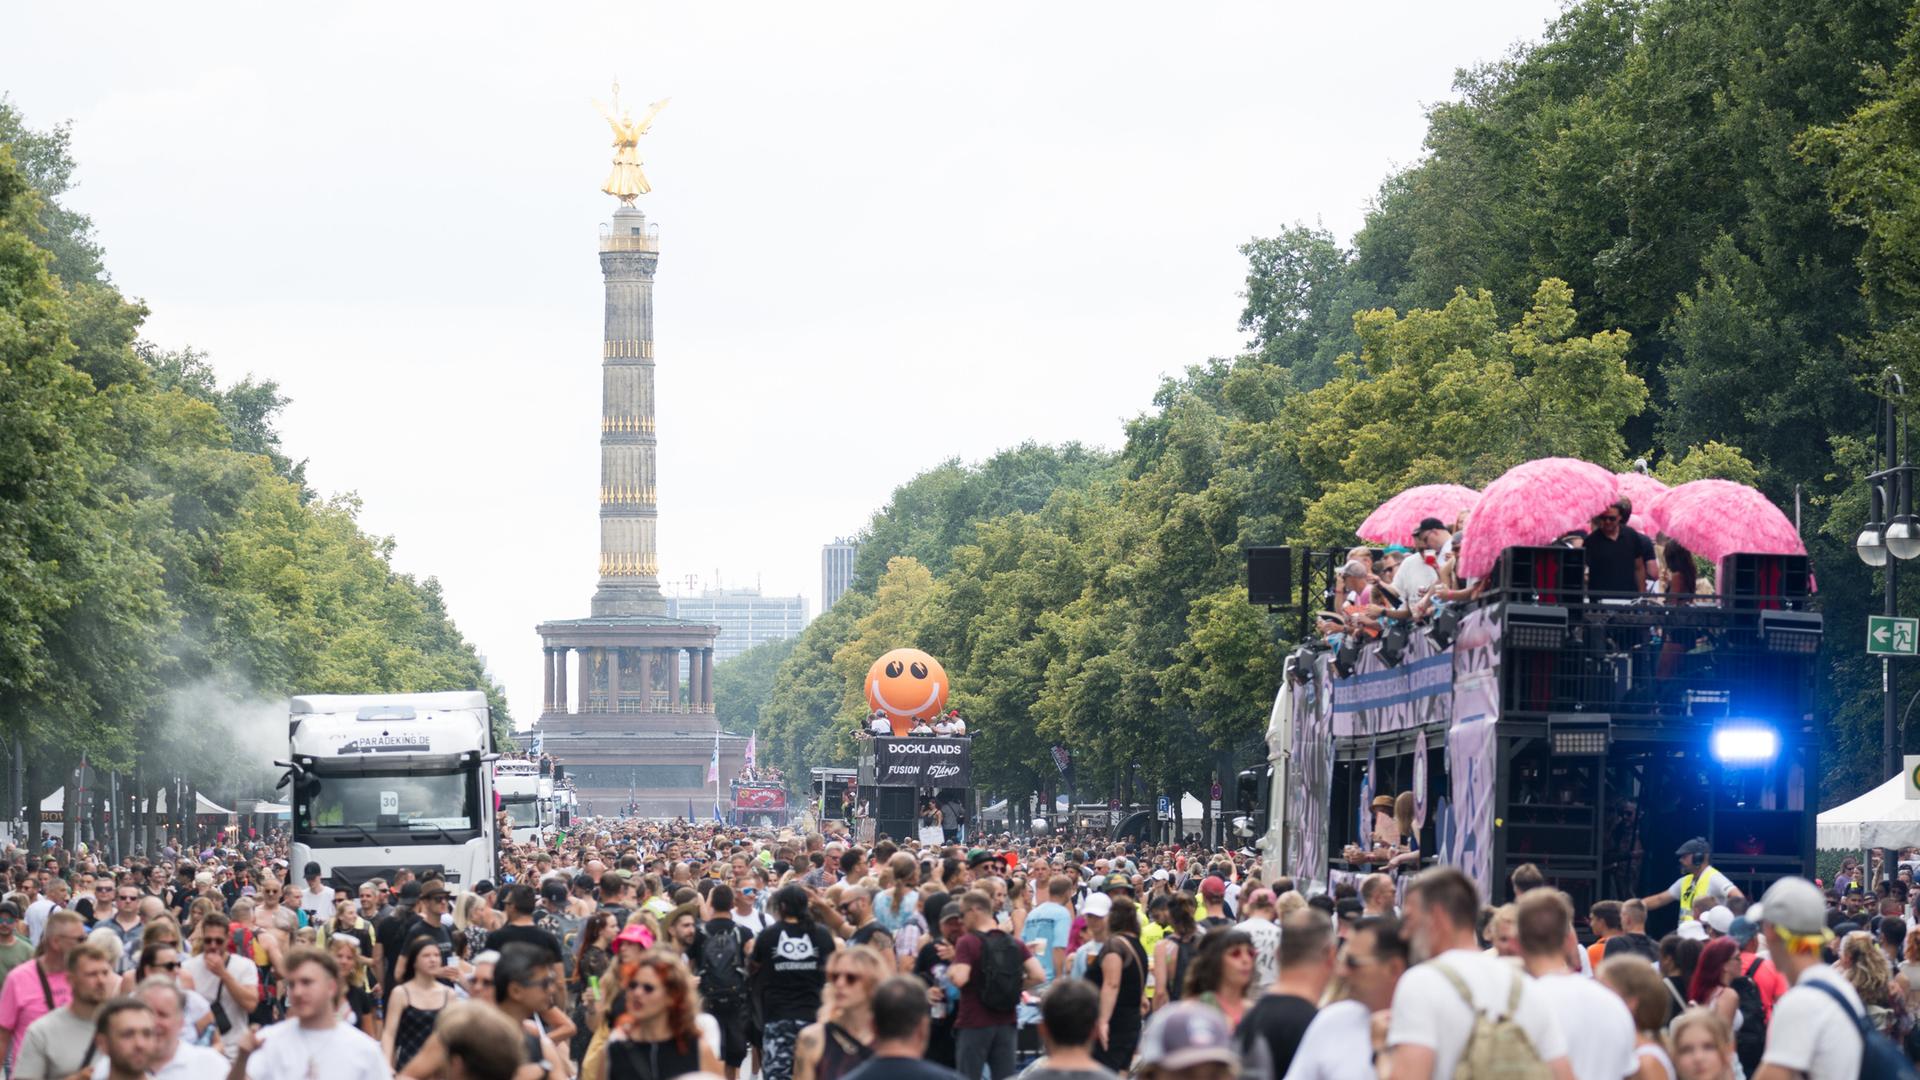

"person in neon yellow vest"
[1641, 837, 1744, 922]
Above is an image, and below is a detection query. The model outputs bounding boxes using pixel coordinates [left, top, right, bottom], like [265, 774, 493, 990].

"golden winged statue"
[595, 83, 670, 203]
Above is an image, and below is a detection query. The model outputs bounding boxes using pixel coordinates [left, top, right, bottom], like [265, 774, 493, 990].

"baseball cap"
[614, 923, 655, 948]
[1138, 1002, 1239, 1071]
[1151, 869, 1169, 881]
[1082, 892, 1113, 919]
[1104, 873, 1134, 894]
[1758, 877, 1832, 939]
[1199, 876, 1226, 899]
[1728, 914, 1759, 945]
[398, 881, 422, 901]
[1675, 837, 1710, 859]
[966, 849, 993, 868]
[1703, 907, 1734, 936]
[0, 901, 19, 919]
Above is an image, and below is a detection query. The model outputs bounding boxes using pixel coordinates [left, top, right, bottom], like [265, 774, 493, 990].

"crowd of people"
[0, 820, 1906, 1080]
[860, 711, 972, 739]
[1321, 496, 1710, 653]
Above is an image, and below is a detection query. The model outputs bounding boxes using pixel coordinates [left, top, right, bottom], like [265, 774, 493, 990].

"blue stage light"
[1711, 724, 1779, 766]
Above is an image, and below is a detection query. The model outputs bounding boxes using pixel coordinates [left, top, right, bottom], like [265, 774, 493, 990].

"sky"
[5, 1, 1562, 728]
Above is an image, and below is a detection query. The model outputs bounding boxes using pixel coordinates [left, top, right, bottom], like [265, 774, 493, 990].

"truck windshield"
[300, 770, 478, 834]
[503, 798, 541, 827]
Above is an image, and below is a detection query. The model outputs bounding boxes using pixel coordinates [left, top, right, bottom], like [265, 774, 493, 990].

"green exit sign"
[1869, 615, 1919, 657]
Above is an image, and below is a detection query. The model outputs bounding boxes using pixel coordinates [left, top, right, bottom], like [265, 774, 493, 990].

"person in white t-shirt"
[235, 947, 390, 1080]
[297, 864, 335, 928]
[1515, 890, 1637, 1080]
[1387, 867, 1573, 1080]
[1285, 914, 1409, 1080]
[1753, 877, 1862, 1080]
[181, 914, 258, 1056]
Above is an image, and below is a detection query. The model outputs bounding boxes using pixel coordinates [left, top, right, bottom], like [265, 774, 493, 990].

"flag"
[707, 732, 720, 784]
[1357, 766, 1374, 849]
[713, 799, 723, 823]
[688, 797, 696, 820]
[744, 732, 757, 770]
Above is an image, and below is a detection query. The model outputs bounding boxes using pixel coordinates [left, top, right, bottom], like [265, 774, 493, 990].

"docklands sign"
[861, 737, 972, 788]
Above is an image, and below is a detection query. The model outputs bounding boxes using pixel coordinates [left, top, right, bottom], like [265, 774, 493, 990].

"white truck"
[495, 758, 547, 845]
[282, 691, 497, 891]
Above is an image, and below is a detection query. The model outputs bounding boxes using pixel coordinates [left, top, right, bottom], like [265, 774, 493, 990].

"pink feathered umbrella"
[1614, 472, 1670, 534]
[1648, 480, 1806, 566]
[1458, 458, 1619, 581]
[1357, 484, 1481, 546]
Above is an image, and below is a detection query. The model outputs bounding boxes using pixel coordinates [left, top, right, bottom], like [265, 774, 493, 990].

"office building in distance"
[822, 538, 858, 613]
[669, 588, 809, 664]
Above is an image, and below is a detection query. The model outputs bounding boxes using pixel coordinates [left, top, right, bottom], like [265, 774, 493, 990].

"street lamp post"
[1858, 370, 1920, 779]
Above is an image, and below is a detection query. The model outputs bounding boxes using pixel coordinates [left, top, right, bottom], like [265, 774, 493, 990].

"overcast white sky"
[6, 2, 1560, 728]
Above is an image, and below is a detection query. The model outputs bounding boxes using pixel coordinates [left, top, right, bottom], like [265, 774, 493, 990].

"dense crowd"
[0, 822, 1905, 1080]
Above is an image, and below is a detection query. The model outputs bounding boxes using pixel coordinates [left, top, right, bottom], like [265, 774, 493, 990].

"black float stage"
[858, 736, 974, 842]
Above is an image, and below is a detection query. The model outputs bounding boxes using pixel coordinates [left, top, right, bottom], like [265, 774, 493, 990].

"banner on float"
[1444, 608, 1502, 900]
[732, 784, 787, 810]
[865, 737, 971, 787]
[1290, 662, 1336, 890]
[1329, 633, 1454, 737]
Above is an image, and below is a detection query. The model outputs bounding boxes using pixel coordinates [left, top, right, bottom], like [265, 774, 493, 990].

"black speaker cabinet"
[1246, 546, 1293, 606]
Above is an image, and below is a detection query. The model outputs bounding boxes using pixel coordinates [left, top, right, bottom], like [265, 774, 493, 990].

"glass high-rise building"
[822, 538, 858, 613]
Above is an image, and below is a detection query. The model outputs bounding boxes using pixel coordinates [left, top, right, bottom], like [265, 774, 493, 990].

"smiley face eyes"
[910, 662, 928, 679]
[885, 660, 904, 678]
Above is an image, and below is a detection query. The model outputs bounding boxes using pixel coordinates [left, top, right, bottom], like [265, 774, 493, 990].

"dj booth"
[857, 736, 973, 842]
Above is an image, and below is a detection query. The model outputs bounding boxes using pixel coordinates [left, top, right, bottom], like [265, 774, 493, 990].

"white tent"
[1817, 773, 1920, 850]
[39, 787, 232, 816]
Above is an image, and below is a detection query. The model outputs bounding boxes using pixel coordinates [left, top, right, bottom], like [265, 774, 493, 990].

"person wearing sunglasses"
[794, 944, 889, 1080]
[604, 950, 724, 1080]
[132, 940, 219, 1046]
[1585, 497, 1649, 596]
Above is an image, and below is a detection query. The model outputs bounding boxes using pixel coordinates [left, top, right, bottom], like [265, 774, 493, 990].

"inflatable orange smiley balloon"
[865, 648, 949, 736]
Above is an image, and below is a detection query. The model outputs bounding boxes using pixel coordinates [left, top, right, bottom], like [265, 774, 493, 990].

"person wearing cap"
[0, 902, 29, 981]
[911, 903, 966, 1068]
[1196, 876, 1232, 932]
[1754, 876, 1862, 1080]
[1069, 892, 1113, 982]
[1643, 838, 1742, 925]
[1136, 1001, 1240, 1080]
[1729, 908, 1787, 1023]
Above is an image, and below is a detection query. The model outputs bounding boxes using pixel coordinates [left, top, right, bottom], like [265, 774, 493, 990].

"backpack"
[1801, 979, 1920, 1080]
[972, 930, 1026, 1013]
[696, 924, 750, 1005]
[1430, 962, 1552, 1080]
[1168, 934, 1197, 1002]
[552, 913, 586, 976]
[1731, 959, 1768, 1076]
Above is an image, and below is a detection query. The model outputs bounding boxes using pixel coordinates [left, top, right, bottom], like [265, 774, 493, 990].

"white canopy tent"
[39, 788, 232, 816]
[1816, 773, 1920, 850]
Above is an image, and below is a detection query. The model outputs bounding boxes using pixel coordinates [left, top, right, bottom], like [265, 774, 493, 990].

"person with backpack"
[1149, 893, 1200, 1015]
[1386, 866, 1570, 1080]
[946, 888, 1043, 1080]
[750, 884, 837, 1080]
[1752, 875, 1895, 1080]
[694, 884, 754, 1080]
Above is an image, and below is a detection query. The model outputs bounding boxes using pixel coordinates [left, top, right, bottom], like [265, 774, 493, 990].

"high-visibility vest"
[1678, 865, 1724, 920]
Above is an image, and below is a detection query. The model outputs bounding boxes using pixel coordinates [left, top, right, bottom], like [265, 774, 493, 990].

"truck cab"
[283, 691, 496, 891]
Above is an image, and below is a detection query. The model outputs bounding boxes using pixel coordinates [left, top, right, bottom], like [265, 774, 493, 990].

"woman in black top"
[1093, 895, 1149, 1071]
[605, 951, 722, 1080]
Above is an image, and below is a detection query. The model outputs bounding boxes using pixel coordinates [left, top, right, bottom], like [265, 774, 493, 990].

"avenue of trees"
[0, 100, 508, 851]
[733, 0, 1920, 812]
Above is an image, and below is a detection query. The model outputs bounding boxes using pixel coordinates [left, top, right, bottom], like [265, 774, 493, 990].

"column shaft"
[608, 647, 623, 713]
[555, 649, 569, 713]
[667, 649, 682, 711]
[577, 648, 592, 713]
[542, 648, 555, 713]
[702, 649, 714, 709]
[637, 650, 654, 712]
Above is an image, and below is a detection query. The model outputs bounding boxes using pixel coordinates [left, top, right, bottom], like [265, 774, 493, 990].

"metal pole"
[1892, 378, 1905, 780]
